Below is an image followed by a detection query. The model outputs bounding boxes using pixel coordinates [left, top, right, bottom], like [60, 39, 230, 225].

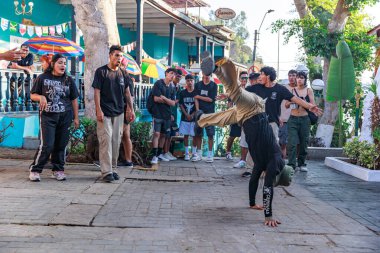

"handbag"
[293, 88, 318, 125]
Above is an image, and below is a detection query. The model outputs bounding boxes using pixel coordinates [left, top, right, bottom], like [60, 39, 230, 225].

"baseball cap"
[249, 72, 260, 80]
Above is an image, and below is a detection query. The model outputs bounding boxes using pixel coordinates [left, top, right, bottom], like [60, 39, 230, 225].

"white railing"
[133, 82, 154, 110]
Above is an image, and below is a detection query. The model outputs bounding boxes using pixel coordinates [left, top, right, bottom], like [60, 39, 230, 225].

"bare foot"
[249, 205, 264, 210]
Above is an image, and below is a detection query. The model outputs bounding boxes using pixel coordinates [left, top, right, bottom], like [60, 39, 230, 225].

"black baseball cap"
[185, 74, 194, 80]
[249, 72, 260, 80]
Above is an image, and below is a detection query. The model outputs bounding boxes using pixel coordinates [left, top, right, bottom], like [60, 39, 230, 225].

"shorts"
[179, 121, 195, 136]
[240, 128, 248, 148]
[153, 118, 171, 135]
[229, 123, 241, 137]
[195, 125, 215, 137]
[279, 123, 288, 146]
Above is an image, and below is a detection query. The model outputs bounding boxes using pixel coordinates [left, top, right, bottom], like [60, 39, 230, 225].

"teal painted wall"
[0, 0, 73, 49]
[118, 26, 190, 66]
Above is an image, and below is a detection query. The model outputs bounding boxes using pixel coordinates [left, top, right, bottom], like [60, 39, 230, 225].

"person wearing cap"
[249, 72, 260, 86]
[195, 57, 321, 226]
[161, 69, 183, 161]
[193, 73, 218, 163]
[178, 74, 197, 160]
[150, 67, 176, 164]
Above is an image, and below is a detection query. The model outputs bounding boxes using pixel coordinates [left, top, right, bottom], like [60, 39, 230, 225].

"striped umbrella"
[123, 53, 141, 75]
[141, 58, 167, 79]
[23, 36, 84, 57]
[175, 66, 190, 75]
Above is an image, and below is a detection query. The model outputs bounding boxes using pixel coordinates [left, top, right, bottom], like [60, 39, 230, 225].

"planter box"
[325, 157, 380, 182]
[307, 147, 343, 160]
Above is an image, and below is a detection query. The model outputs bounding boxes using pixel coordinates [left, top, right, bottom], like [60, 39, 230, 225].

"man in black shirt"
[92, 45, 134, 182]
[246, 66, 294, 143]
[193, 74, 218, 163]
[8, 44, 34, 110]
[150, 68, 176, 164]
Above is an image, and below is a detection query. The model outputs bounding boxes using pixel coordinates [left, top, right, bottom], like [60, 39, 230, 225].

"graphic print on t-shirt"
[183, 97, 194, 115]
[200, 89, 208, 96]
[44, 78, 69, 112]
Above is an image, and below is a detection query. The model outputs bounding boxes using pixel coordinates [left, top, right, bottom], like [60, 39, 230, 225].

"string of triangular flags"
[0, 17, 72, 37]
[122, 41, 136, 53]
[122, 41, 149, 58]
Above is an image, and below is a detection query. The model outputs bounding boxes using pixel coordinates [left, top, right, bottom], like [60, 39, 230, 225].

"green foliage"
[271, 1, 377, 74]
[68, 117, 97, 155]
[343, 137, 361, 162]
[357, 141, 379, 169]
[326, 41, 356, 102]
[343, 138, 380, 169]
[129, 121, 152, 162]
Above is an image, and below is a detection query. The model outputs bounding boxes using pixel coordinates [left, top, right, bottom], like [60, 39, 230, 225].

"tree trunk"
[294, 0, 350, 147]
[71, 0, 120, 118]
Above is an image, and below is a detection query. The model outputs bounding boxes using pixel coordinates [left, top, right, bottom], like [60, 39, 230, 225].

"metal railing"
[0, 69, 152, 114]
[0, 69, 85, 113]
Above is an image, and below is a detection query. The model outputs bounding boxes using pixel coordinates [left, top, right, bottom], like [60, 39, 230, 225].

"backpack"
[146, 90, 154, 115]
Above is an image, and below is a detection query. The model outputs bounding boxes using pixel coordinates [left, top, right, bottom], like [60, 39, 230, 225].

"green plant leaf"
[326, 40, 356, 102]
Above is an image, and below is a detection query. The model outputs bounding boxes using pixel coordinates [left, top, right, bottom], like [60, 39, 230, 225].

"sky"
[196, 0, 380, 79]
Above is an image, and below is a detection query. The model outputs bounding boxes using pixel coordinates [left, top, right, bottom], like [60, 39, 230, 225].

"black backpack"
[146, 90, 154, 115]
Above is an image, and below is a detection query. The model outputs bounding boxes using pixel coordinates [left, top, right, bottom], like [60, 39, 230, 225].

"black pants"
[243, 113, 284, 218]
[30, 111, 73, 173]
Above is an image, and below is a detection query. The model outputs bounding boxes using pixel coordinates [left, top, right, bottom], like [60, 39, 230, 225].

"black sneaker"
[102, 173, 115, 183]
[112, 172, 120, 180]
[118, 160, 133, 168]
[241, 171, 252, 177]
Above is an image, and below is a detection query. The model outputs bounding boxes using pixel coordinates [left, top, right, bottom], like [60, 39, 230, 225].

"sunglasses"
[241, 77, 248, 80]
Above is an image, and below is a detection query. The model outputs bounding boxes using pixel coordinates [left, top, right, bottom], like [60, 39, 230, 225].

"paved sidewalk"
[0, 158, 379, 253]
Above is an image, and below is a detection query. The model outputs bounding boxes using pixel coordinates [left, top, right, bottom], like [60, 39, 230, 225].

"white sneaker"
[51, 171, 66, 181]
[29, 172, 40, 182]
[151, 156, 159, 164]
[158, 154, 170, 162]
[226, 153, 233, 161]
[205, 155, 214, 163]
[184, 154, 190, 161]
[166, 152, 177, 161]
[233, 160, 247, 168]
[300, 166, 308, 172]
[191, 153, 200, 162]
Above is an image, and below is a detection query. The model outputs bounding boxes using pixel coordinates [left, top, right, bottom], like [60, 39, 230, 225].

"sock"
[152, 148, 158, 157]
[208, 151, 213, 157]
[157, 148, 163, 156]
[227, 151, 231, 155]
[185, 146, 189, 154]
[197, 149, 202, 157]
[192, 146, 197, 154]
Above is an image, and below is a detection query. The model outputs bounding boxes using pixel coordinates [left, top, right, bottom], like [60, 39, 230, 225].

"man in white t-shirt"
[279, 70, 297, 158]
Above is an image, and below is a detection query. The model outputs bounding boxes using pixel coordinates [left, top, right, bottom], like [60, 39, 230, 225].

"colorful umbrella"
[122, 53, 141, 75]
[23, 36, 84, 57]
[175, 66, 189, 75]
[141, 58, 167, 79]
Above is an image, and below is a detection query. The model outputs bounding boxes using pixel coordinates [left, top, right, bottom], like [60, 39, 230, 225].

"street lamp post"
[252, 9, 274, 66]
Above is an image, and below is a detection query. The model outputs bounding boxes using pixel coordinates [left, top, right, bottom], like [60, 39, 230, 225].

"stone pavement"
[0, 157, 379, 253]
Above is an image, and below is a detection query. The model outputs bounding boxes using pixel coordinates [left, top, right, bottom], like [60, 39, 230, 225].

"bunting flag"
[35, 26, 42, 37]
[27, 25, 34, 37]
[42, 26, 48, 36]
[19, 24, 26, 36]
[49, 26, 55, 35]
[1, 18, 9, 31]
[56, 24, 62, 35]
[0, 17, 71, 37]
